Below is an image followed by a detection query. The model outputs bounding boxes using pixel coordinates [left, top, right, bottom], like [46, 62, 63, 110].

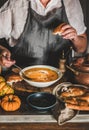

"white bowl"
[19, 65, 63, 88]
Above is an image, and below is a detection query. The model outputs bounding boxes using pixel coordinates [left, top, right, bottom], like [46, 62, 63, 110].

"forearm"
[0, 45, 6, 54]
[0, 45, 15, 67]
[0, 45, 9, 54]
[72, 33, 87, 53]
[0, 45, 7, 50]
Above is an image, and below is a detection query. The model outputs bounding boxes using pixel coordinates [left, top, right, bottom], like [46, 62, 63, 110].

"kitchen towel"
[52, 100, 78, 125]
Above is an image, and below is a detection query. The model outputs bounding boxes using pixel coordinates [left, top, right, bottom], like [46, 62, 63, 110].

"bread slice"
[53, 23, 66, 35]
[6, 74, 22, 85]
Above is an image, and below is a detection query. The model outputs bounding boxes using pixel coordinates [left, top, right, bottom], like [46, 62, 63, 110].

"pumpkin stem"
[8, 95, 13, 102]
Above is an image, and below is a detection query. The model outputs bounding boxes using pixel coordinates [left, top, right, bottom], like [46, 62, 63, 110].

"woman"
[0, 0, 87, 68]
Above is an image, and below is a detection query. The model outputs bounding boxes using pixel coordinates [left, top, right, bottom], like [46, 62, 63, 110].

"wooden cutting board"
[12, 80, 55, 94]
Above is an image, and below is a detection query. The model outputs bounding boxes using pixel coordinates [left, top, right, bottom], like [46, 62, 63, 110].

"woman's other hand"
[60, 24, 87, 53]
[61, 24, 77, 41]
[0, 45, 16, 68]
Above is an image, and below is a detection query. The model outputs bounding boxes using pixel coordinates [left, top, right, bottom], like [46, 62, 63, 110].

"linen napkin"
[52, 100, 78, 125]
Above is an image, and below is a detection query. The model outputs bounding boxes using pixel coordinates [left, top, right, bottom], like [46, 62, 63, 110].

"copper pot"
[66, 54, 89, 86]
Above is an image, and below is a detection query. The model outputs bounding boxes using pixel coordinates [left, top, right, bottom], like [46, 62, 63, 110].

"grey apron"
[11, 0, 73, 68]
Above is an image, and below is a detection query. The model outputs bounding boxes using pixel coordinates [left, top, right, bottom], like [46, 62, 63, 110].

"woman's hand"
[0, 46, 16, 68]
[61, 24, 77, 41]
[61, 24, 87, 53]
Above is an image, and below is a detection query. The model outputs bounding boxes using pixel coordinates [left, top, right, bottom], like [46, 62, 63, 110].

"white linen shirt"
[0, 0, 87, 46]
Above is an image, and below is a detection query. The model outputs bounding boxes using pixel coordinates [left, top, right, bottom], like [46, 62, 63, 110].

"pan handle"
[66, 65, 79, 75]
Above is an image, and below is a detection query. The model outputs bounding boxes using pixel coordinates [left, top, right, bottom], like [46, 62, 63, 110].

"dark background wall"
[79, 0, 89, 41]
[0, 0, 7, 7]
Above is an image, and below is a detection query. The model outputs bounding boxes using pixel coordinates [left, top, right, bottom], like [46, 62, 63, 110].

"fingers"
[2, 61, 16, 68]
[62, 32, 77, 40]
[0, 50, 16, 68]
[1, 55, 16, 68]
[2, 50, 11, 61]
[1, 57, 15, 68]
[61, 24, 77, 40]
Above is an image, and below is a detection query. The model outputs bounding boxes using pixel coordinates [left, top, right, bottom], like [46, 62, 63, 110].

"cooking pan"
[66, 54, 89, 86]
[67, 65, 89, 86]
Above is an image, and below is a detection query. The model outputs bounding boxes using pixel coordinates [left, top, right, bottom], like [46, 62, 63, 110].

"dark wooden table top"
[0, 69, 89, 130]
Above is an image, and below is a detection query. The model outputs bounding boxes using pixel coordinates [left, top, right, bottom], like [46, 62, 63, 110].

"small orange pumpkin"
[1, 94, 21, 111]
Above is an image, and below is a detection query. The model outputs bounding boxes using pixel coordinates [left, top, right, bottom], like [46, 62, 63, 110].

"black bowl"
[26, 92, 57, 111]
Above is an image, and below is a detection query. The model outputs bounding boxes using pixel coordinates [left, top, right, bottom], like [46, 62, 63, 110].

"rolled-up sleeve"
[64, 0, 87, 35]
[0, 9, 12, 39]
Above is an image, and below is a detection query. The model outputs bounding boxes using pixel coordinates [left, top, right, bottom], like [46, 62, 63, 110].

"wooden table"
[0, 123, 89, 130]
[0, 70, 89, 130]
